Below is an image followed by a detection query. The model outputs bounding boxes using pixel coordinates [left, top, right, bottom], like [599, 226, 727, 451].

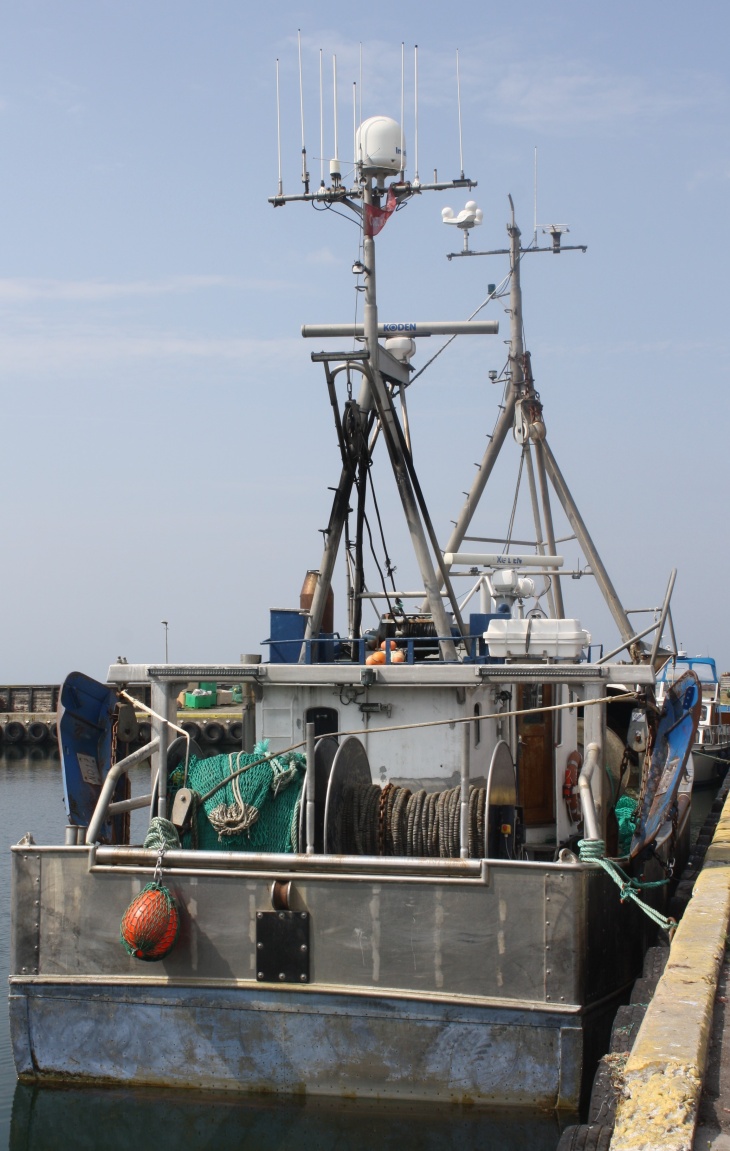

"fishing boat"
[656, 655, 730, 785]
[9, 52, 701, 1112]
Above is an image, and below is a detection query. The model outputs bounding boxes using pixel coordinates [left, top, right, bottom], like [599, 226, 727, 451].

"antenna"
[531, 146, 536, 245]
[331, 54, 340, 185]
[414, 44, 420, 186]
[456, 49, 464, 180]
[298, 31, 309, 193]
[319, 49, 324, 188]
[400, 42, 405, 182]
[276, 58, 283, 197]
[352, 82, 357, 175]
[270, 40, 477, 207]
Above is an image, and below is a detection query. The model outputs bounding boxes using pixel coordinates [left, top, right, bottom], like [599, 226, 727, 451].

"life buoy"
[563, 750, 583, 823]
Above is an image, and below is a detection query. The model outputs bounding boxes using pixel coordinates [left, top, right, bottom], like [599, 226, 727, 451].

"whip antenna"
[531, 147, 536, 246]
[298, 31, 309, 193]
[414, 44, 420, 186]
[276, 58, 283, 196]
[319, 48, 324, 187]
[331, 54, 340, 185]
[352, 82, 357, 174]
[400, 42, 405, 182]
[456, 48, 464, 180]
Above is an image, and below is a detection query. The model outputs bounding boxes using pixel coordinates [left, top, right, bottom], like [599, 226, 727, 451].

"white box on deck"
[485, 618, 590, 660]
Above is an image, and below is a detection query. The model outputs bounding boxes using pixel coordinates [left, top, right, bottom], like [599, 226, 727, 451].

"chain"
[153, 843, 167, 886]
[667, 801, 679, 878]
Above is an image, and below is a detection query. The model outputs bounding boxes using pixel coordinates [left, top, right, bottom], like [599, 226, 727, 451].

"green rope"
[143, 817, 180, 852]
[578, 838, 676, 935]
[615, 794, 639, 857]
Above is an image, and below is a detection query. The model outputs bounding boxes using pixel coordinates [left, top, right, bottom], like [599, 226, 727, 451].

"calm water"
[0, 749, 574, 1150]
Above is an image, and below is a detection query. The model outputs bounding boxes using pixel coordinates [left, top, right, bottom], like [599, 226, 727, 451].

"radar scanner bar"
[443, 553, 565, 568]
[302, 320, 499, 338]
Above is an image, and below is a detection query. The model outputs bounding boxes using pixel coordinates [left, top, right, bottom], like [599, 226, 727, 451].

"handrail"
[86, 738, 159, 844]
[577, 742, 601, 841]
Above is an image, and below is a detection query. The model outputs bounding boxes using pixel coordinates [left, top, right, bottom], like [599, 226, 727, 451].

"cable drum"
[336, 781, 488, 858]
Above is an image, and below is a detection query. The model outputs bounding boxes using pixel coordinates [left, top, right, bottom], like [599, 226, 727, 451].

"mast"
[440, 197, 641, 656]
[359, 183, 458, 661]
[434, 202, 523, 600]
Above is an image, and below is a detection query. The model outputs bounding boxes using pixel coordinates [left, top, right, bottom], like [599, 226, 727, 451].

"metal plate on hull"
[324, 736, 372, 853]
[255, 910, 310, 983]
[10, 980, 583, 1108]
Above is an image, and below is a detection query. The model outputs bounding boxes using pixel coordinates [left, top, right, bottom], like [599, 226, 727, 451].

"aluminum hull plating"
[10, 982, 585, 1106]
[9, 844, 654, 1107]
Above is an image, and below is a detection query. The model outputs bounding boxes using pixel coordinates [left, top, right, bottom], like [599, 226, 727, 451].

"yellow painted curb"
[610, 789, 730, 1151]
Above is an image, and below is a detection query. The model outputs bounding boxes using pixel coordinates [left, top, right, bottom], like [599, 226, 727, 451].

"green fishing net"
[169, 739, 306, 853]
[615, 794, 639, 857]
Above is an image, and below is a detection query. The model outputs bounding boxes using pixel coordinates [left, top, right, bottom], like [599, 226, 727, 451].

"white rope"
[198, 691, 640, 803]
[120, 688, 191, 781]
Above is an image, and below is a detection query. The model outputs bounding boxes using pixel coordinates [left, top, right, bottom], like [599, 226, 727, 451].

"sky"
[0, 1, 728, 683]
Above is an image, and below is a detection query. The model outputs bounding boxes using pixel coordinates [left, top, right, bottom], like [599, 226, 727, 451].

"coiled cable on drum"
[338, 782, 487, 858]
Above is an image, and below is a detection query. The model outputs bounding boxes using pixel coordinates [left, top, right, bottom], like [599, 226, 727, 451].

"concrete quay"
[0, 706, 246, 748]
[558, 774, 730, 1150]
[608, 779, 730, 1150]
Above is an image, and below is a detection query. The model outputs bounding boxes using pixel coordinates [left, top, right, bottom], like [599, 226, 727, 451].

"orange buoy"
[366, 650, 386, 665]
[378, 640, 405, 664]
[120, 882, 180, 962]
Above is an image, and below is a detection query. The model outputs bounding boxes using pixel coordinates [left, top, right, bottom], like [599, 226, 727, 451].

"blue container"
[469, 612, 508, 661]
[267, 609, 306, 664]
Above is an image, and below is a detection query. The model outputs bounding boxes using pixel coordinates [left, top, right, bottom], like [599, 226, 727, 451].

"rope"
[185, 690, 638, 815]
[578, 838, 676, 935]
[330, 781, 487, 858]
[208, 761, 259, 837]
[142, 817, 180, 852]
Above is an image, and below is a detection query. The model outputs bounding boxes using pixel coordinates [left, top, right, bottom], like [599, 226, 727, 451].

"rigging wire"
[362, 508, 394, 615]
[366, 462, 397, 591]
[503, 449, 525, 554]
[407, 268, 512, 387]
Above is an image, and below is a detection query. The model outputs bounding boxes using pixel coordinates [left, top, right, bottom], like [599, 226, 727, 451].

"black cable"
[366, 464, 397, 591]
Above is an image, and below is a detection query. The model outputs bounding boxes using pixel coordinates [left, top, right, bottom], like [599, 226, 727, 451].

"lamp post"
[161, 620, 169, 663]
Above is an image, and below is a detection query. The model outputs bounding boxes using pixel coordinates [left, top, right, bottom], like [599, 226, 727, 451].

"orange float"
[120, 881, 180, 962]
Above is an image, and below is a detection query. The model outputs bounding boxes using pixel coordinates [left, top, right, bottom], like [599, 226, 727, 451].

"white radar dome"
[357, 116, 405, 179]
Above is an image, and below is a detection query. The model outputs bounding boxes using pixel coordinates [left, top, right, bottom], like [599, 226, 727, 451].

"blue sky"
[0, 1, 727, 681]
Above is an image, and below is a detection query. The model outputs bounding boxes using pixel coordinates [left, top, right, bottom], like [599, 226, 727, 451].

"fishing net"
[169, 740, 306, 854]
[615, 794, 639, 857]
[120, 881, 180, 961]
[143, 817, 180, 851]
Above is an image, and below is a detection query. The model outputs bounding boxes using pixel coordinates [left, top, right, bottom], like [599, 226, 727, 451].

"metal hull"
[11, 981, 585, 1106]
[9, 843, 655, 1108]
